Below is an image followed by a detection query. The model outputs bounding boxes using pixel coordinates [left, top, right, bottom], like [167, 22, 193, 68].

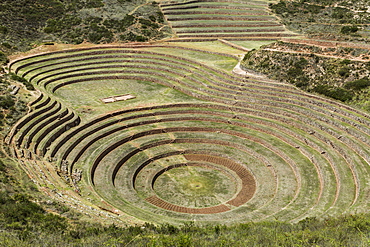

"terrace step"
[14, 98, 58, 148]
[160, 0, 291, 42]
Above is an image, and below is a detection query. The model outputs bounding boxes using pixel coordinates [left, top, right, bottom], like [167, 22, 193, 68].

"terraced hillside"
[160, 0, 298, 41]
[6, 42, 370, 225]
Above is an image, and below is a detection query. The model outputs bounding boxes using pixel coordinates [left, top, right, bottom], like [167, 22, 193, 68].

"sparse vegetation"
[242, 41, 370, 105]
[0, 0, 171, 52]
[269, 0, 370, 40]
[0, 51, 8, 65]
[0, 75, 28, 127]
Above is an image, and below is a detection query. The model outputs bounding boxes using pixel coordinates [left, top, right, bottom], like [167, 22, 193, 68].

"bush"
[103, 19, 120, 29]
[10, 74, 27, 83]
[156, 12, 164, 23]
[0, 95, 15, 109]
[0, 25, 8, 34]
[84, 0, 104, 8]
[295, 57, 308, 69]
[312, 85, 353, 102]
[87, 25, 113, 43]
[287, 67, 303, 77]
[332, 7, 353, 20]
[338, 66, 350, 77]
[135, 35, 148, 42]
[308, 4, 324, 13]
[270, 1, 288, 15]
[44, 15, 82, 34]
[120, 15, 135, 29]
[294, 76, 309, 88]
[340, 59, 351, 65]
[242, 49, 256, 61]
[139, 18, 159, 29]
[341, 25, 358, 34]
[120, 31, 145, 42]
[10, 74, 35, 90]
[0, 51, 8, 65]
[344, 77, 370, 90]
[0, 159, 5, 172]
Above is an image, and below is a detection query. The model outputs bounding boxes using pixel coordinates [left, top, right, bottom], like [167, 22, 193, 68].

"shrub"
[344, 77, 370, 90]
[85, 0, 104, 8]
[119, 32, 136, 41]
[0, 95, 15, 109]
[338, 67, 350, 77]
[242, 49, 256, 61]
[0, 25, 8, 34]
[341, 25, 358, 34]
[287, 67, 303, 77]
[1, 42, 12, 49]
[87, 25, 113, 43]
[10, 74, 35, 90]
[0, 51, 8, 65]
[10, 74, 27, 83]
[312, 85, 353, 101]
[156, 12, 164, 23]
[270, 2, 288, 15]
[120, 15, 135, 29]
[149, 15, 156, 22]
[135, 35, 148, 42]
[306, 4, 324, 14]
[340, 59, 351, 65]
[44, 19, 58, 33]
[294, 76, 309, 88]
[139, 19, 159, 29]
[332, 7, 353, 20]
[0, 159, 5, 172]
[40, 214, 68, 233]
[88, 32, 103, 43]
[103, 19, 120, 29]
[295, 57, 308, 69]
[44, 15, 82, 34]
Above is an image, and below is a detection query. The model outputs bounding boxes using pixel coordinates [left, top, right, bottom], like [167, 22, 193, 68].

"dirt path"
[263, 48, 370, 62]
[281, 38, 370, 50]
[129, 1, 150, 15]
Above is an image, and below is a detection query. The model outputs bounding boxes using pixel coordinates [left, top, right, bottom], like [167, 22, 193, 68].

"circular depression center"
[143, 154, 257, 214]
[153, 165, 238, 208]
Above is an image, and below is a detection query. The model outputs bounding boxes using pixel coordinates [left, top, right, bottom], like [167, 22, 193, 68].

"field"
[4, 0, 370, 227]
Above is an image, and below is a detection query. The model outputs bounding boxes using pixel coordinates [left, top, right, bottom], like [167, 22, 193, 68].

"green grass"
[167, 14, 274, 19]
[145, 46, 238, 69]
[153, 166, 237, 207]
[230, 40, 277, 49]
[170, 20, 279, 26]
[161, 1, 268, 8]
[164, 8, 267, 15]
[174, 26, 285, 32]
[53, 78, 201, 118]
